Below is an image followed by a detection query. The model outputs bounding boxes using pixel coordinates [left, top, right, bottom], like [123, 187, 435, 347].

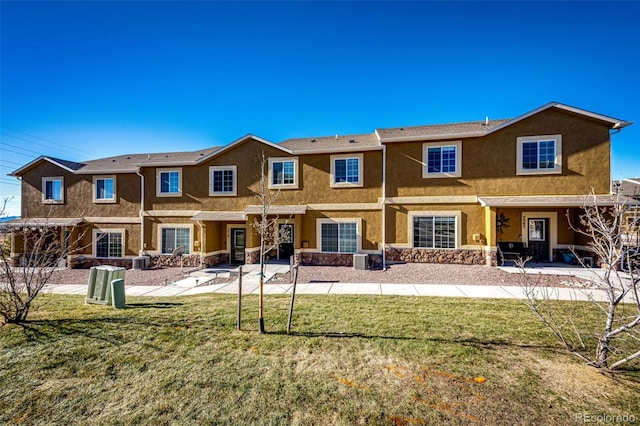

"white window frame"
[156, 168, 182, 197]
[422, 140, 462, 178]
[42, 176, 64, 204]
[316, 218, 361, 254]
[93, 175, 116, 203]
[268, 157, 299, 189]
[209, 165, 237, 196]
[516, 134, 562, 175]
[330, 153, 364, 188]
[158, 224, 193, 255]
[93, 228, 125, 258]
[408, 211, 461, 250]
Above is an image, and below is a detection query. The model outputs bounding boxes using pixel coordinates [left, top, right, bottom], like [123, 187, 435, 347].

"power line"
[1, 127, 99, 159]
[1, 141, 43, 156]
[0, 159, 23, 166]
[1, 147, 37, 158]
[1, 132, 86, 160]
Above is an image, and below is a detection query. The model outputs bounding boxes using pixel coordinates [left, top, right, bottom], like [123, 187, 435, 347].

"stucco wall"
[143, 138, 383, 212]
[20, 162, 141, 218]
[385, 108, 611, 198]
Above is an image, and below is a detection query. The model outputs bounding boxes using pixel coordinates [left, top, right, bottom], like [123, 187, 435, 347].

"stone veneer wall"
[386, 248, 486, 265]
[245, 248, 277, 264]
[69, 257, 132, 269]
[298, 252, 356, 266]
[150, 255, 202, 268]
[203, 253, 229, 267]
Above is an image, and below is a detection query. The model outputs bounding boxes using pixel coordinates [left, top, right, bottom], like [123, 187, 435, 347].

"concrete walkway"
[42, 262, 637, 303]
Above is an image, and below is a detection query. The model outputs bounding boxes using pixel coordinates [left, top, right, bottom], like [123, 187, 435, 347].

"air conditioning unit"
[353, 254, 368, 271]
[132, 256, 148, 270]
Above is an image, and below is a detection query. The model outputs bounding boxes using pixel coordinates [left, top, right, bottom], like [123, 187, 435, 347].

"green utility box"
[85, 266, 126, 307]
[110, 278, 126, 309]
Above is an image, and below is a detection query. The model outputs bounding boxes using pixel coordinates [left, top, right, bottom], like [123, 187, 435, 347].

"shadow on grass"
[268, 329, 557, 351]
[126, 302, 184, 309]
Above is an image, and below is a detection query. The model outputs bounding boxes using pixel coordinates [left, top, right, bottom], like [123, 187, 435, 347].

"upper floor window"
[331, 153, 363, 187]
[269, 157, 298, 189]
[516, 134, 562, 175]
[209, 165, 237, 196]
[422, 141, 462, 178]
[94, 229, 123, 258]
[161, 226, 191, 254]
[157, 168, 182, 196]
[42, 177, 64, 204]
[93, 176, 116, 203]
[319, 219, 359, 253]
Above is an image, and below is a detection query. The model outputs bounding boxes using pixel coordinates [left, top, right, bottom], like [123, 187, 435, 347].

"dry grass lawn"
[1, 293, 638, 425]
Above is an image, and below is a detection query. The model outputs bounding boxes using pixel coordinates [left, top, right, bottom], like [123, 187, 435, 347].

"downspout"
[197, 220, 204, 268]
[136, 169, 145, 256]
[381, 144, 387, 271]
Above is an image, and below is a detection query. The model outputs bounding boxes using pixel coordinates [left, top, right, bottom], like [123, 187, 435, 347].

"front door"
[230, 228, 246, 265]
[278, 223, 294, 260]
[528, 218, 550, 262]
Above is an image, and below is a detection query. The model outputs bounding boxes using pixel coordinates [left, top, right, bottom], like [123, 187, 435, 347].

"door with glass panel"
[230, 228, 246, 265]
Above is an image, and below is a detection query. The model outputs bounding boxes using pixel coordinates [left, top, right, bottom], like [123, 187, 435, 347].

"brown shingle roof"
[376, 119, 511, 141]
[78, 147, 221, 173]
[279, 133, 380, 153]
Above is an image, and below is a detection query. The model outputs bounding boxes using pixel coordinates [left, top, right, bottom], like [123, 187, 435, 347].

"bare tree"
[521, 192, 640, 371]
[251, 153, 290, 334]
[0, 199, 85, 324]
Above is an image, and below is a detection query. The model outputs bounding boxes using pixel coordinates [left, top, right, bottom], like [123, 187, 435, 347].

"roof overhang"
[3, 217, 85, 227]
[243, 205, 308, 215]
[191, 211, 247, 221]
[9, 156, 81, 177]
[478, 195, 640, 207]
[289, 145, 383, 154]
[375, 102, 633, 144]
[196, 134, 292, 164]
[489, 102, 633, 134]
[376, 130, 487, 143]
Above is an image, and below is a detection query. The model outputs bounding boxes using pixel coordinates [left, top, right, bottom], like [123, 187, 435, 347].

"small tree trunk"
[258, 238, 265, 334]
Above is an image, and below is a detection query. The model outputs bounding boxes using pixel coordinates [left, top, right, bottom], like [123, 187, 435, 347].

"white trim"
[385, 196, 478, 205]
[491, 102, 633, 133]
[92, 175, 116, 203]
[156, 168, 182, 197]
[268, 156, 299, 189]
[408, 210, 461, 250]
[197, 134, 291, 164]
[422, 140, 462, 178]
[316, 218, 362, 253]
[330, 153, 364, 188]
[42, 176, 64, 204]
[290, 145, 383, 154]
[158, 224, 193, 255]
[376, 102, 632, 143]
[521, 211, 558, 262]
[92, 228, 125, 259]
[11, 156, 80, 176]
[84, 217, 140, 224]
[516, 134, 562, 175]
[209, 165, 237, 197]
[143, 210, 200, 217]
[307, 203, 381, 211]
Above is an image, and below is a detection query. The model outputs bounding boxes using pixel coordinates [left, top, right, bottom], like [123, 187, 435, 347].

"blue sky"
[1, 1, 639, 216]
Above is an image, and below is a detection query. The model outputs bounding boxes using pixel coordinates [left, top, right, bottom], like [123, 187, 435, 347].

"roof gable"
[9, 156, 85, 176]
[375, 102, 633, 143]
[197, 134, 291, 163]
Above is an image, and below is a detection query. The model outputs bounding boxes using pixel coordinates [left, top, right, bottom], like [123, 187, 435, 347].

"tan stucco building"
[8, 102, 634, 268]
